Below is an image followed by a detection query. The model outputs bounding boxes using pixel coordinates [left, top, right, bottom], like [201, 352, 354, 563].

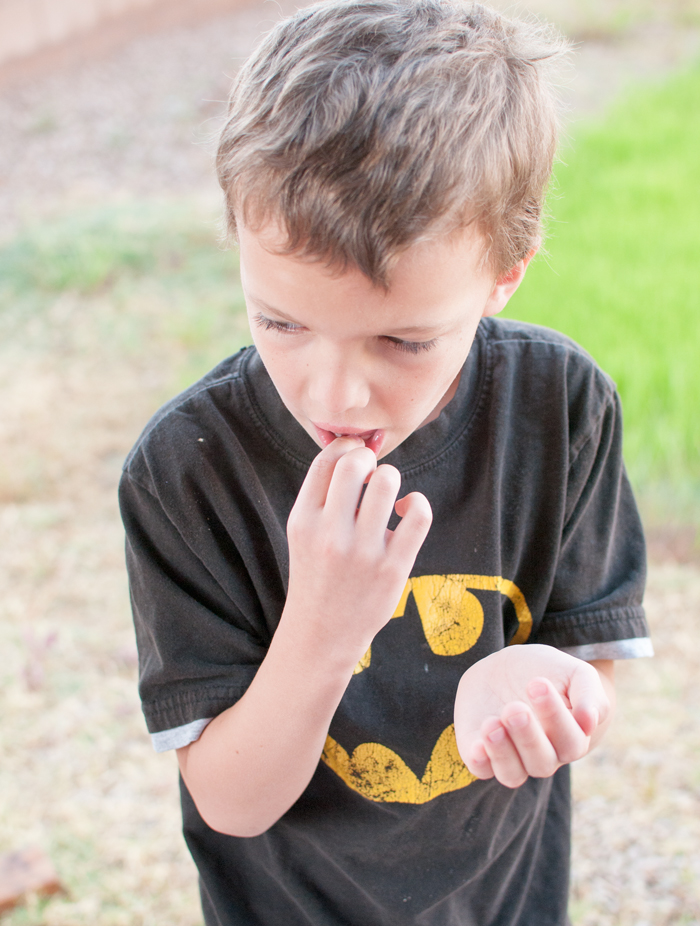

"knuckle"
[371, 465, 400, 494]
[286, 509, 306, 541]
[309, 454, 335, 479]
[405, 496, 433, 528]
[473, 767, 493, 781]
[564, 745, 586, 765]
[374, 463, 400, 483]
[469, 752, 488, 768]
[529, 758, 558, 779]
[501, 772, 527, 789]
[318, 534, 350, 562]
[335, 451, 370, 479]
[412, 506, 433, 530]
[517, 733, 539, 754]
[555, 737, 584, 765]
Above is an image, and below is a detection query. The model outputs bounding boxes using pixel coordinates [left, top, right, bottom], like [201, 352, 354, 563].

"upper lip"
[314, 423, 379, 435]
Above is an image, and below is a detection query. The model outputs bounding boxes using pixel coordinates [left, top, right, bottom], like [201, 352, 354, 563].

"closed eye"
[253, 313, 303, 334]
[253, 313, 437, 353]
[383, 336, 438, 355]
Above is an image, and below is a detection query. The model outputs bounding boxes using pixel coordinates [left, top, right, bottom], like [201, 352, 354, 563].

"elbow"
[177, 743, 289, 837]
[181, 769, 283, 837]
[213, 822, 276, 839]
[196, 800, 281, 838]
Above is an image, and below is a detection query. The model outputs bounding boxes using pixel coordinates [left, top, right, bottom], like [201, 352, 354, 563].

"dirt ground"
[1, 0, 699, 239]
[1, 1, 699, 923]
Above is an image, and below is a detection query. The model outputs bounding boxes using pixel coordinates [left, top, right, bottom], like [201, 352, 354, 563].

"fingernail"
[487, 725, 505, 744]
[506, 712, 529, 730]
[528, 681, 548, 700]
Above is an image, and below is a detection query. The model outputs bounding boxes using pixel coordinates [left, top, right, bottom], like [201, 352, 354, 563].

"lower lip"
[314, 426, 386, 457]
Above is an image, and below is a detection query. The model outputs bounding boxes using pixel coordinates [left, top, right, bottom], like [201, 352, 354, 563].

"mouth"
[314, 424, 386, 457]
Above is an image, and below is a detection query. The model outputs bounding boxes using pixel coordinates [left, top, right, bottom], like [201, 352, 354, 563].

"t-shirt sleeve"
[532, 384, 650, 654]
[119, 468, 272, 742]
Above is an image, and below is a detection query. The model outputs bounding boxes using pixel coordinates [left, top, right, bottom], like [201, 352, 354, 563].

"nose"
[307, 342, 371, 416]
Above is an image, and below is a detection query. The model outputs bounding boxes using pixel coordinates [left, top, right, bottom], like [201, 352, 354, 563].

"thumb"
[568, 661, 610, 737]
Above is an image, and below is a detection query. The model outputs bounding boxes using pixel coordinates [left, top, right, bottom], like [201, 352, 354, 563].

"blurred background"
[0, 0, 698, 923]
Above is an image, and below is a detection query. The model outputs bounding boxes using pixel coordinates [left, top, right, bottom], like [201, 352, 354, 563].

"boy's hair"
[217, 0, 569, 285]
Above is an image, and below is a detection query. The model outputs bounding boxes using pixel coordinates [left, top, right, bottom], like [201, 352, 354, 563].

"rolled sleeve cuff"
[558, 637, 654, 661]
[150, 717, 213, 753]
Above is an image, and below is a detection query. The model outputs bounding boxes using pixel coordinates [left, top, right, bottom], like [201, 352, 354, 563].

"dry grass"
[0, 300, 204, 925]
[0, 212, 250, 923]
[0, 499, 202, 925]
[571, 565, 700, 923]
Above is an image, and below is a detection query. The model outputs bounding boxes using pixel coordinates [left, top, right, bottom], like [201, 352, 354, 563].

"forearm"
[177, 612, 358, 838]
[177, 440, 431, 837]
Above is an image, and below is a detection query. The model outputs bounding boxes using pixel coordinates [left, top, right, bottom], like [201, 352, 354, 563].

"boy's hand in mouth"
[314, 425, 386, 457]
[283, 436, 431, 669]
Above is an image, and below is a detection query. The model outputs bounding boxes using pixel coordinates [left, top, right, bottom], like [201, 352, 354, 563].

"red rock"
[0, 847, 63, 913]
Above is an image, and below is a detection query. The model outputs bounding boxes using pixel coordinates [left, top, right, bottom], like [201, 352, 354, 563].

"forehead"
[238, 221, 494, 333]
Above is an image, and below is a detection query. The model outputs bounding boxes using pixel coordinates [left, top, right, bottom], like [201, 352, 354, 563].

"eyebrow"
[246, 292, 447, 338]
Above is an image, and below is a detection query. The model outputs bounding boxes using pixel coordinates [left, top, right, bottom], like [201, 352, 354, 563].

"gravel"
[0, 0, 698, 238]
[0, 1, 297, 238]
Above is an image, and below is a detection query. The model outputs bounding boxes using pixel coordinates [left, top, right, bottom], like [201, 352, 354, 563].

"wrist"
[276, 594, 373, 679]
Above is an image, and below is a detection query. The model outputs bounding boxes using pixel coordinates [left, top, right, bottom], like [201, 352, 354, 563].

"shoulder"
[121, 346, 257, 496]
[480, 316, 606, 371]
[478, 317, 617, 441]
[125, 347, 250, 456]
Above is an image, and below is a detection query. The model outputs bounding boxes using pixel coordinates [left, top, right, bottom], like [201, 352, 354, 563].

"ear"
[481, 248, 537, 318]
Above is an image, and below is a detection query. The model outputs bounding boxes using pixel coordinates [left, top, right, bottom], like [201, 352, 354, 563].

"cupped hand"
[454, 645, 612, 788]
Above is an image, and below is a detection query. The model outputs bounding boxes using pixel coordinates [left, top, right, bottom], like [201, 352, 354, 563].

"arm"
[454, 646, 615, 789]
[177, 437, 432, 837]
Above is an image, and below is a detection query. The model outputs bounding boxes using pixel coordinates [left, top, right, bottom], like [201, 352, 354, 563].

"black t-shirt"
[120, 318, 648, 926]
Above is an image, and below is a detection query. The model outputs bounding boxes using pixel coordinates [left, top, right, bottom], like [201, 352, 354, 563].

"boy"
[119, 1, 651, 923]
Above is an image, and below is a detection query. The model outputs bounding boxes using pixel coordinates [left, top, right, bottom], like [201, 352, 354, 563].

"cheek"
[270, 358, 304, 400]
[387, 363, 454, 418]
[407, 344, 474, 410]
[251, 336, 302, 399]
[421, 349, 467, 389]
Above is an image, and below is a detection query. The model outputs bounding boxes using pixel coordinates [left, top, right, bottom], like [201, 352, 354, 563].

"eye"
[253, 313, 303, 334]
[384, 336, 438, 355]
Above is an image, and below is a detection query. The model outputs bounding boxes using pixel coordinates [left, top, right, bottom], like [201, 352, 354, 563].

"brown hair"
[217, 0, 569, 285]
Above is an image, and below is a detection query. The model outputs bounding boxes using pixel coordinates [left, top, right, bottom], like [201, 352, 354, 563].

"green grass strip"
[506, 63, 700, 508]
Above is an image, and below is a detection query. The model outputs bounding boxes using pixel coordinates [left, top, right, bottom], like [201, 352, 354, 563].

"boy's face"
[239, 221, 531, 459]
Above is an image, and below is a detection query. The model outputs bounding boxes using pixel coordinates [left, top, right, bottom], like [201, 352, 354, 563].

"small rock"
[0, 846, 64, 913]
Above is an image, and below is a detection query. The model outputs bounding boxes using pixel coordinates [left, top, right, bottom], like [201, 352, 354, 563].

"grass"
[505, 62, 700, 528]
[527, 0, 700, 42]
[0, 198, 249, 507]
[0, 198, 249, 396]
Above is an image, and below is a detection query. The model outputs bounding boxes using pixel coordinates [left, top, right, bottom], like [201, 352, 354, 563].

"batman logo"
[322, 574, 532, 804]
